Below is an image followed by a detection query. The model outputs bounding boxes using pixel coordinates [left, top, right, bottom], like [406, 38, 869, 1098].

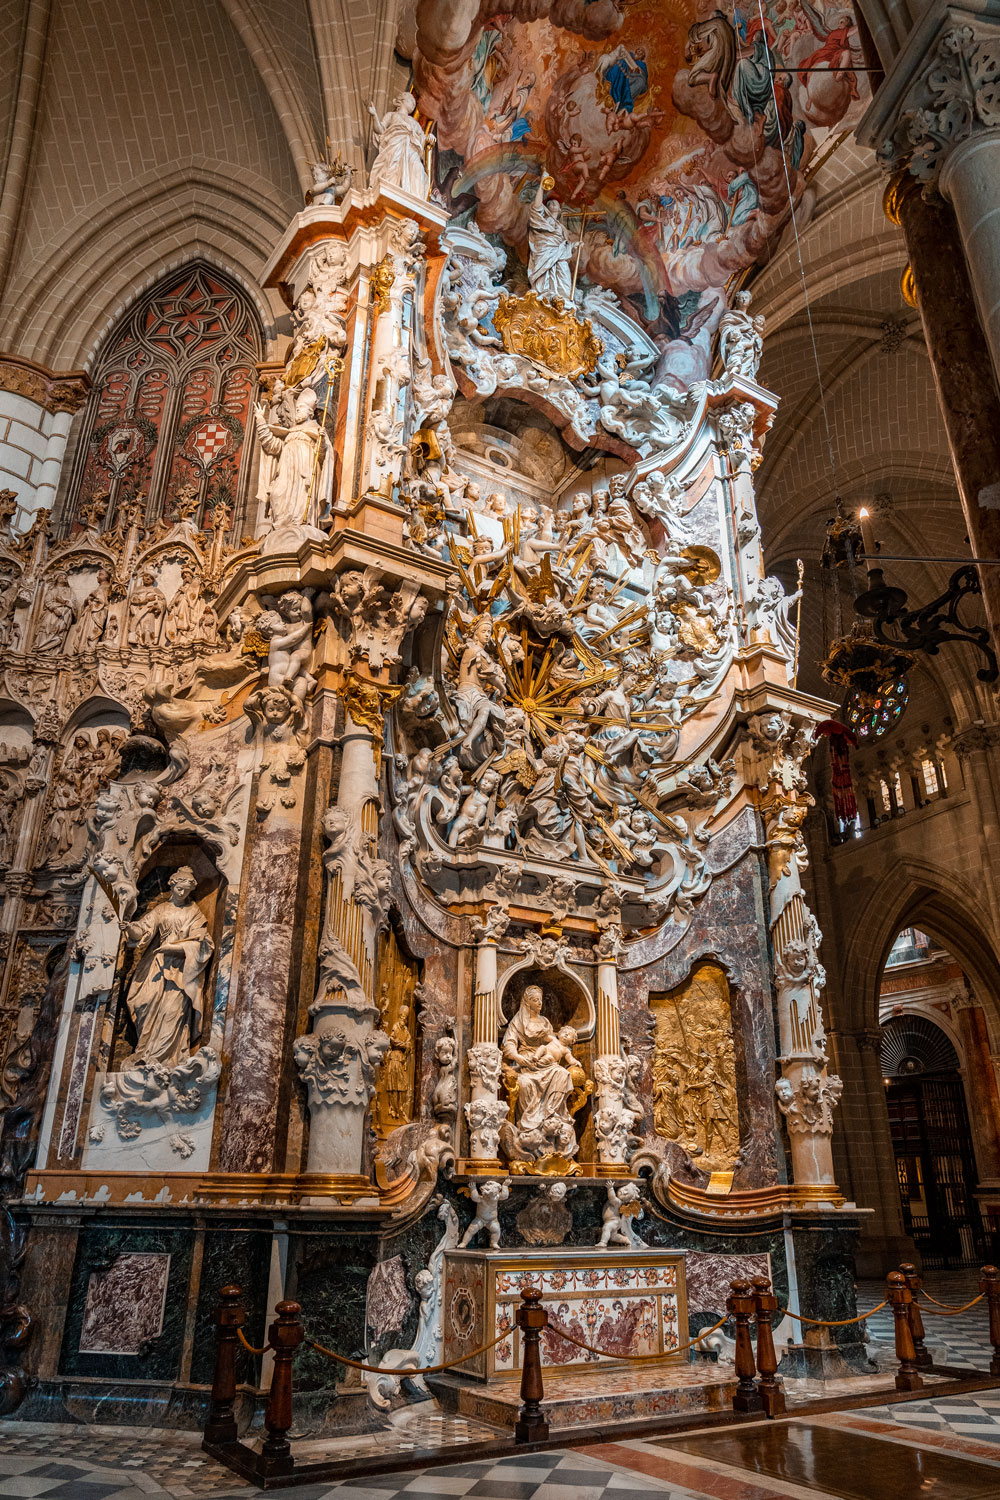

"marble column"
[295, 702, 386, 1182]
[886, 174, 1000, 638]
[593, 929, 628, 1173]
[466, 927, 506, 1169]
[940, 131, 1000, 389]
[957, 1000, 1000, 1181]
[216, 775, 306, 1175]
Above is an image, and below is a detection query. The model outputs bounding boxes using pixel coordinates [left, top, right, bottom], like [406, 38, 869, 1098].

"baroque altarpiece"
[0, 113, 866, 1428]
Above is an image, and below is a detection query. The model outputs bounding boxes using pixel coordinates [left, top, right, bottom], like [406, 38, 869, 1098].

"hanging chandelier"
[821, 619, 914, 705]
[852, 508, 998, 684]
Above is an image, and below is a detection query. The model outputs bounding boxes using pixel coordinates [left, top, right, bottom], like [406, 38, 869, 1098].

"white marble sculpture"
[254, 386, 332, 540]
[718, 289, 764, 380]
[309, 155, 353, 205]
[500, 986, 586, 1164]
[458, 1177, 510, 1248]
[527, 180, 573, 305]
[364, 1201, 459, 1409]
[597, 1181, 644, 1248]
[368, 93, 431, 200]
[122, 866, 213, 1069]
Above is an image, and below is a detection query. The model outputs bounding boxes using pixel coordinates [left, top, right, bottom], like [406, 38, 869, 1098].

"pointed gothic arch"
[61, 262, 265, 536]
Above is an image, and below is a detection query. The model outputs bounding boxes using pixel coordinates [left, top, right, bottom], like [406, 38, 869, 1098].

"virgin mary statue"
[123, 867, 214, 1069]
[500, 985, 581, 1161]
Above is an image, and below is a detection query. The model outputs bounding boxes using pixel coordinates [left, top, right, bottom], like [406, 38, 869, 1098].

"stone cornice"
[857, 2, 1000, 187]
[0, 352, 90, 415]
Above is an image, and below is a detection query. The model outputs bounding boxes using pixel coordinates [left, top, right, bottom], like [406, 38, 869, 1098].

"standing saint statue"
[34, 572, 77, 653]
[717, 288, 763, 379]
[367, 93, 432, 200]
[69, 569, 111, 653]
[382, 1003, 412, 1122]
[527, 178, 573, 306]
[122, 866, 214, 1069]
[254, 385, 332, 534]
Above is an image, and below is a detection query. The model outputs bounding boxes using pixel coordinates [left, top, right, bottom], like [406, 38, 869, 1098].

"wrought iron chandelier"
[852, 507, 998, 685]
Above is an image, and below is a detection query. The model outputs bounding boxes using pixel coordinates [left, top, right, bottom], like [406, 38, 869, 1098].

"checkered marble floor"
[857, 1268, 995, 1372]
[858, 1391, 1000, 1444]
[0, 1446, 691, 1499]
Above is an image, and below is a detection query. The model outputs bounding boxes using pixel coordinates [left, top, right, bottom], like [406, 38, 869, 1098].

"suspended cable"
[753, 0, 845, 500]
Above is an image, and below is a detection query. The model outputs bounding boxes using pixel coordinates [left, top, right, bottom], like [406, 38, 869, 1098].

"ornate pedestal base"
[441, 1247, 687, 1381]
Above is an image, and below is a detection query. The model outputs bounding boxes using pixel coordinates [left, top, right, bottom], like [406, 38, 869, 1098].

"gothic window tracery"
[66, 264, 264, 534]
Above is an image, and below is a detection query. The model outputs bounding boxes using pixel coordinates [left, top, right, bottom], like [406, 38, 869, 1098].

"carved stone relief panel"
[650, 961, 740, 1173]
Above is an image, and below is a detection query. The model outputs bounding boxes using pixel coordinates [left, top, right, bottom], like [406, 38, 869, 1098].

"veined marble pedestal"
[441, 1247, 687, 1380]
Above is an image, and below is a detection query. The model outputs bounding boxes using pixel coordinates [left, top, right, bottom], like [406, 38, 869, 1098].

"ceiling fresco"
[410, 0, 865, 388]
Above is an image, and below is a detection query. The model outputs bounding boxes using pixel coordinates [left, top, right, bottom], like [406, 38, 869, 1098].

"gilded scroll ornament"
[650, 961, 739, 1170]
[493, 292, 603, 379]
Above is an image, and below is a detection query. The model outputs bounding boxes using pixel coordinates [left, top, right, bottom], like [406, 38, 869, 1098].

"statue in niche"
[527, 178, 573, 305]
[127, 570, 166, 647]
[121, 866, 214, 1069]
[500, 984, 590, 1167]
[367, 93, 431, 200]
[34, 572, 76, 654]
[650, 962, 739, 1170]
[164, 565, 203, 645]
[382, 1001, 413, 1121]
[0, 774, 20, 865]
[69, 569, 111, 652]
[254, 386, 332, 533]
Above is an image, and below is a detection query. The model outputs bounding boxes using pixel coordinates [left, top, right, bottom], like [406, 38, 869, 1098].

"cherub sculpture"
[458, 1177, 510, 1249]
[597, 1180, 644, 1248]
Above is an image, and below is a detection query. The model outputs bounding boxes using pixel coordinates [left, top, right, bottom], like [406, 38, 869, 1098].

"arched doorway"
[880, 1011, 985, 1265]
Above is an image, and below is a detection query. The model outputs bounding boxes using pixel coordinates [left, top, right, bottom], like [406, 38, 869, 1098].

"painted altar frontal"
[1, 33, 868, 1424]
[442, 1248, 687, 1379]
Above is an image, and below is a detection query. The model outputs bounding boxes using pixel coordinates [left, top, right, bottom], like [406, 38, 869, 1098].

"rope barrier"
[551, 1312, 728, 1363]
[919, 1288, 985, 1313]
[916, 1293, 985, 1316]
[304, 1327, 510, 1376]
[237, 1328, 271, 1356]
[777, 1299, 887, 1327]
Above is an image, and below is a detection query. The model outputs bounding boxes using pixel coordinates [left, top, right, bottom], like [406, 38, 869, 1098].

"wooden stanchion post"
[981, 1264, 1000, 1377]
[515, 1285, 549, 1444]
[900, 1262, 932, 1369]
[727, 1279, 763, 1413]
[887, 1271, 922, 1392]
[260, 1300, 304, 1479]
[204, 1285, 245, 1445]
[750, 1276, 786, 1417]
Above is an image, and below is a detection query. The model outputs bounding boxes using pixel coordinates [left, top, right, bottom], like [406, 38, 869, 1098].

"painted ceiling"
[410, 0, 865, 385]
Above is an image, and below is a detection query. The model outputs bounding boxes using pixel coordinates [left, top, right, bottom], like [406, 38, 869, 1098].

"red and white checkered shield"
[191, 420, 230, 467]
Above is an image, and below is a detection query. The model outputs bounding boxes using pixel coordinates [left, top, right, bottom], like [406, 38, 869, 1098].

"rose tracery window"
[67, 264, 264, 533]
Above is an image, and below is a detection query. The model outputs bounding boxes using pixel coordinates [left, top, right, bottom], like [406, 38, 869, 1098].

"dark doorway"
[881, 1014, 987, 1267]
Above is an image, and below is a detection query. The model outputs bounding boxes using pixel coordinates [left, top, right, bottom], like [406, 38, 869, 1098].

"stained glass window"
[844, 676, 908, 741]
[65, 263, 263, 533]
